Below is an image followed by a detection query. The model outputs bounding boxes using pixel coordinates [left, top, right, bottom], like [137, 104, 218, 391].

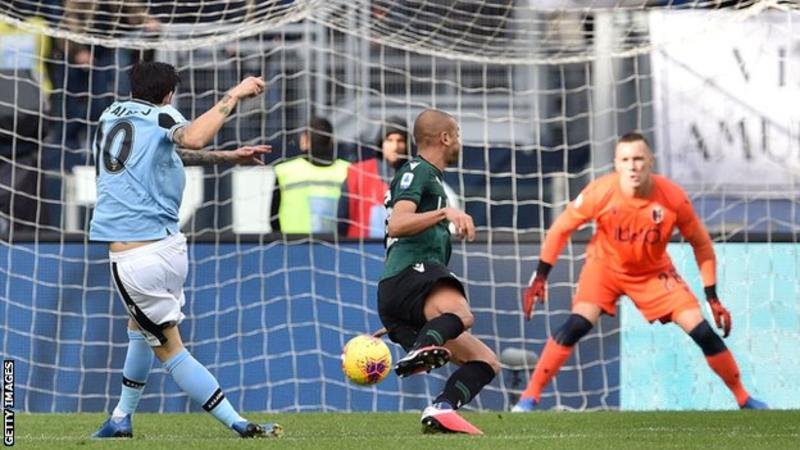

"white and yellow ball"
[341, 335, 392, 385]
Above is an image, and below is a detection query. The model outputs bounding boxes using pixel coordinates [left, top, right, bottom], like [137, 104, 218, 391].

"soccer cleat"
[92, 415, 133, 438]
[232, 421, 284, 438]
[395, 345, 451, 378]
[511, 396, 538, 412]
[420, 402, 483, 435]
[740, 397, 769, 410]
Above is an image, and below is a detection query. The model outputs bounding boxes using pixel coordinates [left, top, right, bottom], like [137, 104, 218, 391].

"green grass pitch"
[14, 410, 800, 449]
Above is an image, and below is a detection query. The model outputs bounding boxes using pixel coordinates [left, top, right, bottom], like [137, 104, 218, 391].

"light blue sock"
[163, 349, 245, 428]
[112, 330, 153, 419]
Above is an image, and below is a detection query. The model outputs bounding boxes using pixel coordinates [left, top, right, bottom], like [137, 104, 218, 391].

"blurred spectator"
[49, 1, 158, 158]
[0, 14, 52, 94]
[337, 117, 409, 238]
[270, 117, 351, 234]
[0, 11, 53, 234]
[40, 0, 101, 230]
[337, 116, 463, 239]
[109, 2, 161, 96]
[50, 0, 99, 160]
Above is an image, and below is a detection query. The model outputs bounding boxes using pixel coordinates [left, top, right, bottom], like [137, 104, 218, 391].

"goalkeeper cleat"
[232, 421, 284, 438]
[421, 402, 483, 435]
[395, 345, 451, 378]
[92, 415, 133, 438]
[511, 396, 538, 412]
[740, 397, 769, 410]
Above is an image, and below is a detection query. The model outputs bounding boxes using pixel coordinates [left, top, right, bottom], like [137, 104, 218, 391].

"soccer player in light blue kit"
[90, 61, 281, 439]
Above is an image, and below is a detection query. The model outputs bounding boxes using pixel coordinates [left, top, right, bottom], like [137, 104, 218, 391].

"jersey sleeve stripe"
[167, 122, 188, 144]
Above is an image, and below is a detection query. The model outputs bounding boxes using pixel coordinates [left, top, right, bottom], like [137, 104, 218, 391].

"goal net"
[1, 0, 798, 413]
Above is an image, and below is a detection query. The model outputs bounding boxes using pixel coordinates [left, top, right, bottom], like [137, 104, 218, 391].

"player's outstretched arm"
[677, 200, 717, 288]
[522, 208, 585, 320]
[675, 193, 730, 336]
[685, 228, 729, 337]
[178, 145, 272, 166]
[176, 76, 266, 150]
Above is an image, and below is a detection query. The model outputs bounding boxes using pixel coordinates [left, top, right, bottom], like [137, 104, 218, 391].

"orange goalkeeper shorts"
[572, 257, 699, 323]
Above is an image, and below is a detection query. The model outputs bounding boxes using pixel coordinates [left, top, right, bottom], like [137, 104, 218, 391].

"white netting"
[2, 1, 796, 60]
[1, 0, 799, 414]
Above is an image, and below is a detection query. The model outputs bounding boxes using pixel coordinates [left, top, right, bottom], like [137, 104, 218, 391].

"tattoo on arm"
[178, 149, 229, 166]
[172, 127, 186, 146]
[218, 94, 233, 116]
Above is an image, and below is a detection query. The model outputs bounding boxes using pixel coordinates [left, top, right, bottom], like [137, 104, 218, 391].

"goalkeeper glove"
[705, 285, 731, 338]
[523, 261, 552, 321]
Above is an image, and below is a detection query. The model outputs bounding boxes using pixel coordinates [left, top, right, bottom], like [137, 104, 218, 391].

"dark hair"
[129, 61, 180, 104]
[307, 116, 334, 159]
[618, 131, 650, 147]
[375, 116, 409, 155]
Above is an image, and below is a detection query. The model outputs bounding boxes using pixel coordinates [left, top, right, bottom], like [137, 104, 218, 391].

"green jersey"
[381, 156, 452, 279]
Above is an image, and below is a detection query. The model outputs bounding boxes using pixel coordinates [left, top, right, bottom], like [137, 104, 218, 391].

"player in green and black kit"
[377, 109, 499, 435]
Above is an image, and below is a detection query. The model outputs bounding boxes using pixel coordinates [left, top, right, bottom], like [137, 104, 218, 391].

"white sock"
[111, 406, 128, 421]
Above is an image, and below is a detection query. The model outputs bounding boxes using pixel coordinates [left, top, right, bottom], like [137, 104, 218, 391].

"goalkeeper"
[378, 109, 499, 435]
[513, 132, 767, 412]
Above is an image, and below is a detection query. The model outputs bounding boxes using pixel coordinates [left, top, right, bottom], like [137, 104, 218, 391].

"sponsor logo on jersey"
[400, 172, 414, 189]
[614, 225, 662, 244]
[652, 205, 664, 224]
[412, 263, 425, 272]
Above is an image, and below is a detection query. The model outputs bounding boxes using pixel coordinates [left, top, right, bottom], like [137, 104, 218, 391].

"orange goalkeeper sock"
[705, 350, 750, 406]
[520, 338, 573, 402]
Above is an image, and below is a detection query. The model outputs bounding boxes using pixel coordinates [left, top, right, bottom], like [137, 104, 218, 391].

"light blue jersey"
[89, 99, 189, 242]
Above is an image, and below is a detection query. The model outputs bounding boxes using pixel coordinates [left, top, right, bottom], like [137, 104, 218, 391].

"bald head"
[412, 109, 462, 168]
[413, 109, 457, 149]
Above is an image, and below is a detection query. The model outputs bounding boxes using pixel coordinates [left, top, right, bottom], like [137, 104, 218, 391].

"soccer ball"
[341, 335, 392, 385]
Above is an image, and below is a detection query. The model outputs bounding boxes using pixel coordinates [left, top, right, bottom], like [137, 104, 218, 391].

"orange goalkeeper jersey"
[541, 173, 716, 286]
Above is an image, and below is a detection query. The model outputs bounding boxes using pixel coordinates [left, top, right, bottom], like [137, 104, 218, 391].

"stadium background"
[1, 0, 798, 414]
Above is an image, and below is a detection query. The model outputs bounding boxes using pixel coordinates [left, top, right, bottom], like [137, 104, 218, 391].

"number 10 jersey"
[89, 99, 188, 242]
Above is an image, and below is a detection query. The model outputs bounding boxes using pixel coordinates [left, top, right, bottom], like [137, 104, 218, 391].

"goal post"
[1, 0, 798, 413]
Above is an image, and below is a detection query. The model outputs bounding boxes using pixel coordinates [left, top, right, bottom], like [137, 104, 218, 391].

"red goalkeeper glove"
[523, 261, 552, 321]
[705, 285, 731, 338]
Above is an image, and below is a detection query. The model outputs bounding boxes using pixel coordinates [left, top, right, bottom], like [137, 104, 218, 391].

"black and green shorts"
[377, 262, 465, 351]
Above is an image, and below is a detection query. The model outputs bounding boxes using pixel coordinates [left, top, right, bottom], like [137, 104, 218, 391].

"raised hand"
[228, 145, 272, 165]
[229, 76, 266, 100]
